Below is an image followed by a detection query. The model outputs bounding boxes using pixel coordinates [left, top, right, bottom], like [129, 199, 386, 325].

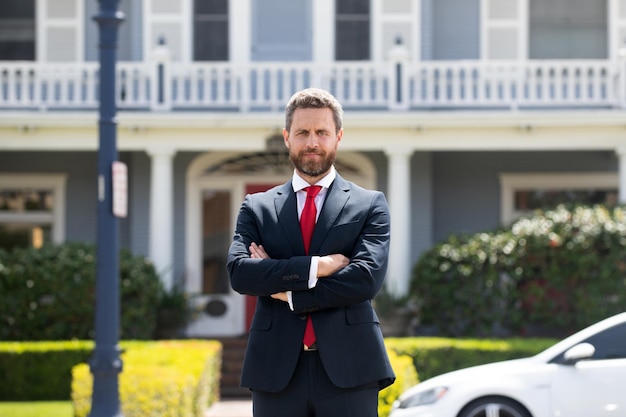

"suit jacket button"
[300, 314, 307, 320]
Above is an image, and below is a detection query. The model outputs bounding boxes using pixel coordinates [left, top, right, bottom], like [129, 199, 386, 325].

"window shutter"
[480, 0, 527, 59]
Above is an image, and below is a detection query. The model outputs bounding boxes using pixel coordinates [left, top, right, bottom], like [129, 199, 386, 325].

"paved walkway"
[206, 399, 253, 417]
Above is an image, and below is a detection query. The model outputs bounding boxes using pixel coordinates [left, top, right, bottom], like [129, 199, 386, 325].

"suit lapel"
[274, 181, 305, 254]
[309, 175, 350, 254]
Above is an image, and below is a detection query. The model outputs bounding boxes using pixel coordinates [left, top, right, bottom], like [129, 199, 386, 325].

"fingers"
[333, 254, 350, 268]
[249, 242, 269, 259]
[317, 254, 350, 277]
[271, 292, 288, 302]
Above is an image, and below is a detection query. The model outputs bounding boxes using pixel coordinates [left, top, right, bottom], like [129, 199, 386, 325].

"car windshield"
[550, 322, 626, 364]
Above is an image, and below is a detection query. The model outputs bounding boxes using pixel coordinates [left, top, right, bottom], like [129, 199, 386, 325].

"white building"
[1, 0, 625, 337]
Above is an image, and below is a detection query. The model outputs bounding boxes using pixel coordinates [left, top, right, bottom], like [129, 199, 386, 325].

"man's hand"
[248, 242, 349, 300]
[271, 292, 288, 302]
[250, 243, 287, 301]
[249, 242, 269, 259]
[250, 242, 349, 277]
[317, 254, 349, 277]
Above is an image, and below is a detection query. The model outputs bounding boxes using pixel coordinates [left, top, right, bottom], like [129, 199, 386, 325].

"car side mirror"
[563, 342, 595, 364]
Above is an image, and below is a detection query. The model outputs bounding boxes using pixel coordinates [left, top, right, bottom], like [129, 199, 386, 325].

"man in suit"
[227, 87, 395, 417]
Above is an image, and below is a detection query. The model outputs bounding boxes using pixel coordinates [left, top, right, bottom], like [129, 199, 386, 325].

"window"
[582, 323, 626, 360]
[0, 0, 35, 60]
[551, 322, 626, 363]
[0, 174, 66, 251]
[499, 173, 618, 225]
[193, 0, 228, 61]
[335, 0, 370, 60]
[529, 0, 607, 59]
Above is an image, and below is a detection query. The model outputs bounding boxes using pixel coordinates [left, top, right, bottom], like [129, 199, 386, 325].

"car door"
[550, 322, 626, 416]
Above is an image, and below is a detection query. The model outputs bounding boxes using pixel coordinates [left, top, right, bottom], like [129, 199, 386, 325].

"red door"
[244, 184, 282, 331]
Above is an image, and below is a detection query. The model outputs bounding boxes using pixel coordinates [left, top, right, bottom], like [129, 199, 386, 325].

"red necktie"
[300, 185, 322, 347]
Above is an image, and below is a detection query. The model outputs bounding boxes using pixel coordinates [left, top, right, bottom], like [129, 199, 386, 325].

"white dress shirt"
[286, 166, 336, 309]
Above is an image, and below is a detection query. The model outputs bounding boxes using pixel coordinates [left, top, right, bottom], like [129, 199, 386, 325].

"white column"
[616, 146, 626, 202]
[147, 147, 176, 291]
[384, 146, 414, 296]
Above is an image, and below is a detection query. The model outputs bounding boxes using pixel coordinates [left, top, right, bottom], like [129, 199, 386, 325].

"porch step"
[218, 337, 251, 398]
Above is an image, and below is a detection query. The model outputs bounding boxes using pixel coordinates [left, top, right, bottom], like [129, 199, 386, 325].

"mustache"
[301, 148, 323, 155]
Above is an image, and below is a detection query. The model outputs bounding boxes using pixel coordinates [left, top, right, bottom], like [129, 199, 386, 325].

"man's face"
[283, 107, 342, 182]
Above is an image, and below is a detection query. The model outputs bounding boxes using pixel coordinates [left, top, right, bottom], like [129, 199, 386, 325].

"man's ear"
[283, 128, 289, 148]
[337, 128, 343, 144]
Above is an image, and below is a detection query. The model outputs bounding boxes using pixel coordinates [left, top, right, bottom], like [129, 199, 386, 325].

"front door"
[185, 182, 284, 337]
[186, 187, 245, 337]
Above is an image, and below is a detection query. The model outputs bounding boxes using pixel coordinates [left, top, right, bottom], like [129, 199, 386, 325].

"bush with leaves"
[411, 204, 626, 337]
[410, 231, 518, 336]
[509, 204, 626, 335]
[0, 242, 161, 340]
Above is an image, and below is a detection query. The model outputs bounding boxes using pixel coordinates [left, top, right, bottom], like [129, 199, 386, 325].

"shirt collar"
[292, 166, 336, 193]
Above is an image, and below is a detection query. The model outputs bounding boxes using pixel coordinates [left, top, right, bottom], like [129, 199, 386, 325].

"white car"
[390, 312, 626, 417]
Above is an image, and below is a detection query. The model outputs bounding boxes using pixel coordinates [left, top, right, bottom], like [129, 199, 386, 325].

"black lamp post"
[90, 1, 124, 416]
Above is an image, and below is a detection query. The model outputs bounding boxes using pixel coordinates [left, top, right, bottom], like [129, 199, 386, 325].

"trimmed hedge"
[0, 340, 93, 401]
[1, 337, 550, 413]
[385, 337, 555, 382]
[379, 349, 419, 417]
[72, 340, 221, 417]
[0, 242, 161, 341]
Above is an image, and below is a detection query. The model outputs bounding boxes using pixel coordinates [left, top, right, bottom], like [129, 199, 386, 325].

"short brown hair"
[284, 88, 343, 133]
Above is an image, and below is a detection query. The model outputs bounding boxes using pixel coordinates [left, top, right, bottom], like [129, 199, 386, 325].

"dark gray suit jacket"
[227, 174, 395, 392]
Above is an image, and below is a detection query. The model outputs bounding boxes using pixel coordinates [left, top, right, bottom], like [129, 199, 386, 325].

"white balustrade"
[0, 58, 621, 111]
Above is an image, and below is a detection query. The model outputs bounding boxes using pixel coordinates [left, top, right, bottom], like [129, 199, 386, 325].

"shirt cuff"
[287, 256, 320, 311]
[308, 256, 320, 288]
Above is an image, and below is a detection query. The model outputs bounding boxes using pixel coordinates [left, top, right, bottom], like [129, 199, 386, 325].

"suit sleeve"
[227, 194, 311, 296]
[291, 191, 390, 313]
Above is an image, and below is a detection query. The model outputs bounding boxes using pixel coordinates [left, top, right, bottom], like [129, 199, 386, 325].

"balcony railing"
[1, 47, 624, 112]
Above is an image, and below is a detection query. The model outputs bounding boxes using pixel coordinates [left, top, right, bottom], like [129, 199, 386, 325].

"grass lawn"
[0, 401, 72, 417]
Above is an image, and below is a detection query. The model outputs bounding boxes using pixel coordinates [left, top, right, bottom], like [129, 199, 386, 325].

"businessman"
[227, 87, 395, 417]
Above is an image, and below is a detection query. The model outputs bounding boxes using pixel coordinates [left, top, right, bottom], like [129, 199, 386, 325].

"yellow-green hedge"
[0, 340, 93, 400]
[72, 340, 221, 417]
[385, 337, 555, 382]
[379, 349, 419, 417]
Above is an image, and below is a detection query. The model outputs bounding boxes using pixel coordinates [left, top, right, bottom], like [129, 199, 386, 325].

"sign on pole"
[112, 161, 127, 218]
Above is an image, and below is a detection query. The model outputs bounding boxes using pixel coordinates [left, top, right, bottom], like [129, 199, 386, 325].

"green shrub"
[72, 340, 221, 417]
[411, 204, 626, 337]
[507, 204, 626, 334]
[385, 337, 556, 382]
[0, 242, 161, 340]
[379, 349, 419, 417]
[410, 232, 516, 336]
[0, 340, 93, 401]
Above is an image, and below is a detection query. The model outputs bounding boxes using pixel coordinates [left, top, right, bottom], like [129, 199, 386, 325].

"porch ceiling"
[1, 110, 626, 152]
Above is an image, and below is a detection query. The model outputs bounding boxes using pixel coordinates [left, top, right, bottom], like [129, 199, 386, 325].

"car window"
[551, 322, 626, 363]
[582, 322, 626, 360]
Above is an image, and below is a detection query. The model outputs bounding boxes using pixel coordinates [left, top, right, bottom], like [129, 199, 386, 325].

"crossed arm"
[248, 242, 349, 302]
[227, 191, 390, 312]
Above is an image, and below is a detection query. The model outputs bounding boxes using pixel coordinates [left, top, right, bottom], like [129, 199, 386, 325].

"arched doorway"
[184, 147, 376, 337]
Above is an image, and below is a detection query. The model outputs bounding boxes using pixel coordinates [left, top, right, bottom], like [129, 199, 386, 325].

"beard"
[290, 148, 336, 177]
